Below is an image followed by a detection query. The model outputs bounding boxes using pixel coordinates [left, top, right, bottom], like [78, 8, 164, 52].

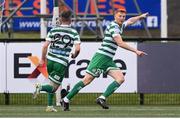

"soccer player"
[62, 8, 148, 111]
[33, 10, 81, 112]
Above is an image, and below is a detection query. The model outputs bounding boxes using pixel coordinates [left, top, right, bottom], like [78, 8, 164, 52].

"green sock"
[66, 81, 85, 100]
[102, 81, 121, 98]
[47, 93, 54, 106]
[41, 84, 54, 93]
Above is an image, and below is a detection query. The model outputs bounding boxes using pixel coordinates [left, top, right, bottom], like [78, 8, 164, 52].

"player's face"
[115, 11, 126, 25]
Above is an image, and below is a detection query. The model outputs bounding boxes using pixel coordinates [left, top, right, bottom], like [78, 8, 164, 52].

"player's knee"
[82, 73, 94, 85]
[116, 76, 125, 84]
[121, 77, 125, 83]
[83, 79, 92, 85]
[52, 88, 57, 93]
[50, 83, 60, 93]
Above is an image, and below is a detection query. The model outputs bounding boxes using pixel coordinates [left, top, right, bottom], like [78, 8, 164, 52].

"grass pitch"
[1, 105, 180, 117]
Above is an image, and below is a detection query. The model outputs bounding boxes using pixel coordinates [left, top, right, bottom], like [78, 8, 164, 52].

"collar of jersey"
[60, 24, 71, 27]
[113, 21, 122, 27]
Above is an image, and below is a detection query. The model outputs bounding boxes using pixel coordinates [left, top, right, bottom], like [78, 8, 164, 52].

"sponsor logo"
[14, 53, 127, 79]
[147, 16, 158, 28]
[14, 53, 48, 79]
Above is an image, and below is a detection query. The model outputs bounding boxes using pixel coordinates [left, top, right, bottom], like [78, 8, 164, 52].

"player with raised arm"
[62, 8, 148, 111]
[33, 10, 81, 112]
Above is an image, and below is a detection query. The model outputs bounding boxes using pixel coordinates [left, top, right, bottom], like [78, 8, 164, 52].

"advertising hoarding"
[2, 42, 137, 93]
[0, 43, 6, 93]
[3, 0, 160, 31]
[138, 43, 180, 93]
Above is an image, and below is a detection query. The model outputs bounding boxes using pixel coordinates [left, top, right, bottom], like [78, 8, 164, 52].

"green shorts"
[47, 59, 66, 85]
[86, 53, 119, 77]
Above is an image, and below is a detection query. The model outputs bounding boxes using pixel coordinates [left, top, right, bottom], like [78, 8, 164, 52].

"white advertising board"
[6, 42, 49, 93]
[5, 42, 137, 93]
[0, 43, 6, 93]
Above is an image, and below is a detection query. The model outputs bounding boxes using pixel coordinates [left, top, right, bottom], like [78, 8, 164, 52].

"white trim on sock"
[63, 97, 69, 103]
[99, 95, 105, 100]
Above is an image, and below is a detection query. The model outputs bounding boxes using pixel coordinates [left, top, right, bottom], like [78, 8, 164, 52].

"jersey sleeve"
[111, 21, 128, 37]
[110, 25, 121, 37]
[122, 21, 128, 29]
[74, 31, 81, 44]
[46, 30, 53, 41]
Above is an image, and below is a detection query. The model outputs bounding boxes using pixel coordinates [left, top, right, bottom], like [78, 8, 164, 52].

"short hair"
[61, 10, 72, 20]
[115, 8, 127, 14]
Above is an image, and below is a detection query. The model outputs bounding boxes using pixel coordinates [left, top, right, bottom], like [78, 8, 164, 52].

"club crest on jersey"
[92, 68, 102, 77]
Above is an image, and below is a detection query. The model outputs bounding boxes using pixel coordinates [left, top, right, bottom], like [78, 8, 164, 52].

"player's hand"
[135, 50, 148, 57]
[39, 59, 45, 67]
[140, 12, 149, 19]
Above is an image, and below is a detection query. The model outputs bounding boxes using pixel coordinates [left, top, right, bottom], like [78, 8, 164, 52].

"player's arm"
[125, 12, 149, 26]
[71, 43, 80, 58]
[71, 32, 81, 59]
[39, 41, 51, 66]
[114, 34, 147, 56]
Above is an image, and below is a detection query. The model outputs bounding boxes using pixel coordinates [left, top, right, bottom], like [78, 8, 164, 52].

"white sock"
[63, 97, 69, 103]
[99, 95, 105, 100]
[47, 106, 53, 108]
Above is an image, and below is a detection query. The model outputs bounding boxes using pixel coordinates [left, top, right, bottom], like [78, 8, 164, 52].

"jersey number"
[51, 34, 72, 48]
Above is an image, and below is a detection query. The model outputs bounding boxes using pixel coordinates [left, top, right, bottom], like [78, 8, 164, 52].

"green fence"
[1, 93, 180, 105]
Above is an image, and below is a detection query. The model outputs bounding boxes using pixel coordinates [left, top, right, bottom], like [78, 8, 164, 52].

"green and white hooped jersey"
[46, 24, 80, 66]
[96, 21, 127, 58]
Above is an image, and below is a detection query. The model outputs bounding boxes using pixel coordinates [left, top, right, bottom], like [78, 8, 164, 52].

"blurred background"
[0, 0, 179, 39]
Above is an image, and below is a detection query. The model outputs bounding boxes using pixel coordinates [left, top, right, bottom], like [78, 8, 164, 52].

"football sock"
[102, 81, 121, 98]
[63, 97, 69, 103]
[41, 84, 54, 93]
[99, 95, 105, 100]
[66, 81, 85, 101]
[47, 93, 54, 106]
